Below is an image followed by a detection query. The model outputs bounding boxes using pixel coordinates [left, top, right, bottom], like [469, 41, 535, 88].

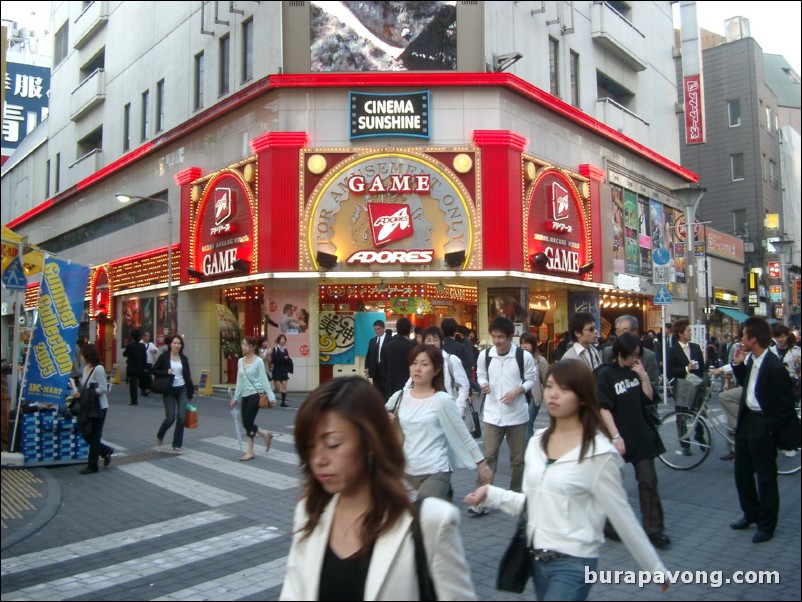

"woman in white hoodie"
[464, 360, 667, 600]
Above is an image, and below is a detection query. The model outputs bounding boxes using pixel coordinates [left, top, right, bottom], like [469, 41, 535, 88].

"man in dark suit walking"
[729, 317, 796, 543]
[364, 320, 389, 397]
[381, 317, 416, 399]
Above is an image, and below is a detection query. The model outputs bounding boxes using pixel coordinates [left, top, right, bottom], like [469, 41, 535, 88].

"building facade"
[3, 1, 706, 389]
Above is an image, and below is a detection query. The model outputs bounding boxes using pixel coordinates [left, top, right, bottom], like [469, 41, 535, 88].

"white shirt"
[477, 345, 537, 427]
[170, 358, 185, 387]
[745, 349, 768, 412]
[144, 342, 159, 365]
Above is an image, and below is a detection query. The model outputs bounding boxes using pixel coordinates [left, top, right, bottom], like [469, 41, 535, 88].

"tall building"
[677, 16, 801, 326]
[2, 1, 700, 388]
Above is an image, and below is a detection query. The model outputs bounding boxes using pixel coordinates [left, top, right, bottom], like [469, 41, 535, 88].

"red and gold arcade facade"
[164, 130, 607, 385]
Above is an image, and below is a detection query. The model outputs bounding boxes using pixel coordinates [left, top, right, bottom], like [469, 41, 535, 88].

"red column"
[251, 132, 308, 272]
[473, 131, 528, 270]
[579, 164, 606, 283]
[175, 167, 203, 285]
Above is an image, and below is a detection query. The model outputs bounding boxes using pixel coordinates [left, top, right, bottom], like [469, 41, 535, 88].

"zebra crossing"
[1, 435, 301, 601]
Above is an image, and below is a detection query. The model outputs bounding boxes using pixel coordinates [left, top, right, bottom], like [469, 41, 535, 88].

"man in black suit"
[364, 320, 389, 396]
[729, 317, 796, 543]
[381, 317, 416, 399]
[666, 317, 705, 381]
[122, 328, 147, 406]
[442, 318, 472, 378]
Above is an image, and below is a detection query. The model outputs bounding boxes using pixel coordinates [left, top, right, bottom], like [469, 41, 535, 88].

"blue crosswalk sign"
[653, 286, 672, 305]
[2, 255, 28, 290]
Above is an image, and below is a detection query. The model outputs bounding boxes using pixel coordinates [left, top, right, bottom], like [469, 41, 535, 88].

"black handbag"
[497, 507, 532, 593]
[465, 398, 482, 438]
[151, 373, 175, 395]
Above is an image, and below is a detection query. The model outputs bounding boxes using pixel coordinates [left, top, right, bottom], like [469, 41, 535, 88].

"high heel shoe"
[262, 432, 273, 452]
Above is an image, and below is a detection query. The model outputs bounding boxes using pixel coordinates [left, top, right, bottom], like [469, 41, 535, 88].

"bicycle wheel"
[657, 411, 712, 470]
[777, 405, 801, 476]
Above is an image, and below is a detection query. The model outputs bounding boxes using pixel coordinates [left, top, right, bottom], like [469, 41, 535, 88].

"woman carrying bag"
[152, 335, 195, 452]
[231, 336, 276, 461]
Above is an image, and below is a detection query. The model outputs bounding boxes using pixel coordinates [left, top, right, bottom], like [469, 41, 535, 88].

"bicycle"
[657, 370, 801, 475]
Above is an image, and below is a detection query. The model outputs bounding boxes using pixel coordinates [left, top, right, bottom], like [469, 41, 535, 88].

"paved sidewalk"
[1, 387, 799, 601]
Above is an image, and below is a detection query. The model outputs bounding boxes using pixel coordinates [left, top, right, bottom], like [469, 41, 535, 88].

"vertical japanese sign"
[683, 75, 706, 144]
[638, 196, 652, 279]
[624, 190, 639, 275]
[650, 200, 673, 284]
[611, 185, 625, 274]
[319, 311, 356, 365]
[2, 62, 51, 159]
[23, 257, 89, 405]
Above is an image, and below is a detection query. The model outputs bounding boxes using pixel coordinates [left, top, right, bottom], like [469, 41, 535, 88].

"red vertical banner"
[684, 75, 706, 145]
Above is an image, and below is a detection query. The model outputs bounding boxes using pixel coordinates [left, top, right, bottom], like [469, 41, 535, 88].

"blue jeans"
[157, 386, 188, 448]
[532, 555, 598, 601]
[526, 402, 541, 441]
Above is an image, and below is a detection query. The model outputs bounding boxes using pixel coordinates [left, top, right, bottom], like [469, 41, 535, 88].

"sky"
[2, 1, 800, 72]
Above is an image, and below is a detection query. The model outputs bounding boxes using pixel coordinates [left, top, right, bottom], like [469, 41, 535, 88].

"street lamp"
[672, 186, 706, 325]
[116, 193, 174, 334]
[771, 238, 795, 326]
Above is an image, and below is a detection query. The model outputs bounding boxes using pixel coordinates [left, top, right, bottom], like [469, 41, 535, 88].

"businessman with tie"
[364, 320, 389, 396]
[729, 317, 796, 543]
[560, 312, 601, 370]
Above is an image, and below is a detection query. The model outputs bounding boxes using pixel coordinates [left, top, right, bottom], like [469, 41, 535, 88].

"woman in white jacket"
[465, 360, 668, 601]
[281, 376, 476, 601]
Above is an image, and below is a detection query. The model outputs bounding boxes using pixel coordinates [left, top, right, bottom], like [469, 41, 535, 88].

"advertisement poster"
[567, 291, 601, 333]
[650, 200, 673, 284]
[121, 299, 141, 344]
[22, 257, 90, 405]
[488, 287, 528, 335]
[320, 311, 357, 365]
[673, 209, 686, 284]
[156, 295, 178, 338]
[611, 185, 625, 274]
[216, 304, 241, 361]
[624, 190, 639, 275]
[638, 197, 652, 279]
[266, 290, 311, 359]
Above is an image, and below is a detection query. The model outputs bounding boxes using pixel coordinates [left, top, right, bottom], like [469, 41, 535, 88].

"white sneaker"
[467, 504, 489, 516]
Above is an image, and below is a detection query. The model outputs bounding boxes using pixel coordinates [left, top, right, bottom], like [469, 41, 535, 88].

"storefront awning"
[716, 306, 750, 323]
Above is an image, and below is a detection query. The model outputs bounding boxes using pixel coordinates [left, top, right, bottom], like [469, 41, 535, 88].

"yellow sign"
[765, 213, 779, 230]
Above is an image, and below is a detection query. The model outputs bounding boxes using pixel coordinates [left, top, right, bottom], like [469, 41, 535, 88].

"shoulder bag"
[464, 397, 482, 439]
[497, 506, 532, 593]
[412, 498, 438, 601]
[243, 359, 272, 408]
[390, 390, 405, 445]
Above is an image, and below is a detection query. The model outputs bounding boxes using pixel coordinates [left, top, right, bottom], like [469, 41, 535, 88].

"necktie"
[377, 335, 383, 363]
[683, 344, 692, 362]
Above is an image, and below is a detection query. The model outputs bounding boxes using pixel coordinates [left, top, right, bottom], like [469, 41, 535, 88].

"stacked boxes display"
[21, 408, 88, 464]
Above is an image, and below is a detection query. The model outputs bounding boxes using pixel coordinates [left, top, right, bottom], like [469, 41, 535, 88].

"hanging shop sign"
[350, 91, 429, 140]
[525, 166, 593, 280]
[192, 171, 255, 281]
[302, 149, 480, 271]
[90, 265, 111, 319]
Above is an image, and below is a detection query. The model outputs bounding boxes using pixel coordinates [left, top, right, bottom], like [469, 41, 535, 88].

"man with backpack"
[469, 317, 537, 515]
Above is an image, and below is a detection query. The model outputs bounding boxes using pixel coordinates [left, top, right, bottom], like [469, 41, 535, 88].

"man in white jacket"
[470, 317, 537, 515]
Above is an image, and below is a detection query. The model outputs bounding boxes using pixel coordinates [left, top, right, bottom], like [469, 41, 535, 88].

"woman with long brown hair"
[465, 360, 668, 600]
[281, 376, 476, 600]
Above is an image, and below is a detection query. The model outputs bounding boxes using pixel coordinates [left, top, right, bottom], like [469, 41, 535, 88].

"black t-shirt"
[596, 363, 665, 463]
[319, 543, 374, 601]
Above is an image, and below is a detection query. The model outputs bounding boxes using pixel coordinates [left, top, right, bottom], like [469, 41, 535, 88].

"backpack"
[483, 346, 531, 402]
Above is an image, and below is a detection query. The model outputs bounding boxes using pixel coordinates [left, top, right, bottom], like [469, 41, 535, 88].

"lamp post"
[771, 238, 794, 326]
[116, 193, 174, 334]
[672, 186, 706, 325]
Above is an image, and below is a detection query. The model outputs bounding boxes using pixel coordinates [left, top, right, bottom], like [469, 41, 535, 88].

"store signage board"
[350, 91, 430, 139]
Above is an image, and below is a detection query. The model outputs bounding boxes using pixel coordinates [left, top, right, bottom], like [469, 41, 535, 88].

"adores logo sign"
[368, 203, 413, 246]
[347, 249, 434, 264]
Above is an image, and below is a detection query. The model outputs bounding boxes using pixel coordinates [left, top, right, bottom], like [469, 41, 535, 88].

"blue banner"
[23, 258, 89, 405]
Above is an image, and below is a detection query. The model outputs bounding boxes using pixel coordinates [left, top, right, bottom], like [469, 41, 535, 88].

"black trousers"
[734, 409, 779, 534]
[241, 394, 262, 438]
[83, 408, 112, 469]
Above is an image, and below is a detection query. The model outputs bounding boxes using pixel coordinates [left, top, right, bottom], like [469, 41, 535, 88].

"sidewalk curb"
[1, 467, 62, 552]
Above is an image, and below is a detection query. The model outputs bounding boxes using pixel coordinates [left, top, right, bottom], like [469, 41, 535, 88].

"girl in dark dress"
[271, 334, 292, 407]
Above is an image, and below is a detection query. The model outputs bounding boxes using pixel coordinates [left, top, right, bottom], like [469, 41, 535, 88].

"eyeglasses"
[583, 326, 597, 332]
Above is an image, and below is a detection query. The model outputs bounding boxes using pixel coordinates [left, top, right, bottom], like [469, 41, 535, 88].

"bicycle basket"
[674, 374, 706, 410]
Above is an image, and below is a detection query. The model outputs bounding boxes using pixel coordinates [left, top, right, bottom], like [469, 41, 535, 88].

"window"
[156, 79, 165, 132]
[194, 52, 204, 110]
[727, 99, 741, 127]
[569, 51, 579, 108]
[219, 35, 230, 96]
[765, 107, 773, 132]
[769, 159, 776, 186]
[782, 67, 800, 83]
[46, 159, 51, 198]
[549, 37, 559, 97]
[55, 153, 61, 194]
[242, 18, 253, 82]
[54, 22, 69, 66]
[733, 209, 746, 236]
[123, 103, 131, 151]
[730, 153, 744, 181]
[141, 89, 150, 141]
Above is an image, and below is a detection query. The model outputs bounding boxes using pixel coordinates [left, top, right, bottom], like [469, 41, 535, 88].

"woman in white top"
[465, 360, 668, 600]
[73, 343, 113, 474]
[387, 344, 492, 500]
[231, 336, 276, 461]
[152, 335, 195, 452]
